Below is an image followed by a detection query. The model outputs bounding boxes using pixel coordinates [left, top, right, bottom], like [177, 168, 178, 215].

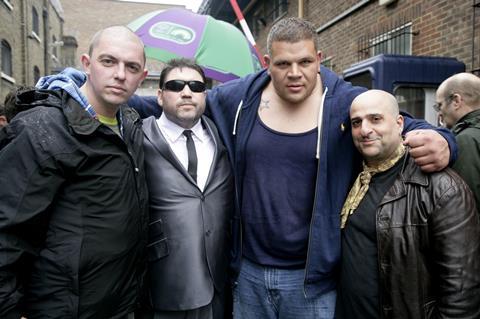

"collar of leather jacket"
[379, 155, 429, 205]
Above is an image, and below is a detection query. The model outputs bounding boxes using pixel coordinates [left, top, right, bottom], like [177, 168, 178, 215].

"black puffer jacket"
[377, 156, 480, 319]
[0, 89, 149, 318]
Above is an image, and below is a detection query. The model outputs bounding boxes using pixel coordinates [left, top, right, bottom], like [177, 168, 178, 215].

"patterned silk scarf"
[340, 144, 406, 228]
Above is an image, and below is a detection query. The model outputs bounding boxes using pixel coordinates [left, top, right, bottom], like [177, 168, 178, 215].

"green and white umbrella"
[128, 8, 262, 82]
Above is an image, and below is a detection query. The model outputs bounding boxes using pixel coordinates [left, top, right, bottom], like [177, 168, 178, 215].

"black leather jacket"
[376, 156, 480, 319]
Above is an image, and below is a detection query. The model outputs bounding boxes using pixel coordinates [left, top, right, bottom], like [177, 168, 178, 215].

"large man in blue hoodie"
[129, 18, 456, 319]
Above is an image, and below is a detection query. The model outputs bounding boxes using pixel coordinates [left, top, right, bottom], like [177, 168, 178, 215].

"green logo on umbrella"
[149, 22, 195, 45]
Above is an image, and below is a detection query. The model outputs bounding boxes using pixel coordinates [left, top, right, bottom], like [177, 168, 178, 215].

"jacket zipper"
[303, 86, 328, 297]
[303, 158, 322, 298]
[233, 100, 244, 284]
[127, 117, 148, 306]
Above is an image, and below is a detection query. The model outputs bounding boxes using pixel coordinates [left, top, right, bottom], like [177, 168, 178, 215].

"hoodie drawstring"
[232, 100, 243, 136]
[316, 87, 328, 159]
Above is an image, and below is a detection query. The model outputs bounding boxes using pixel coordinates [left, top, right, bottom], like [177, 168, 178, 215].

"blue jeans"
[233, 259, 336, 319]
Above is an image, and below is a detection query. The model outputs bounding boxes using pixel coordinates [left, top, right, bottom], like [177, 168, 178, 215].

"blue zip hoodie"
[130, 66, 457, 297]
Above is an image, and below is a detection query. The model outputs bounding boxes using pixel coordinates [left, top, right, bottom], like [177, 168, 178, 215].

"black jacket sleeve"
[0, 117, 64, 316]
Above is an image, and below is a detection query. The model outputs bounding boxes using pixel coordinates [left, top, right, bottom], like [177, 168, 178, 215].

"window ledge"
[1, 72, 16, 84]
[31, 31, 41, 43]
[2, 0, 13, 11]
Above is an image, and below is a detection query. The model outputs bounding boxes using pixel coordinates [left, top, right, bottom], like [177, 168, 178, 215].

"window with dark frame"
[395, 87, 425, 119]
[357, 22, 417, 61]
[33, 66, 40, 84]
[32, 6, 39, 36]
[369, 24, 413, 56]
[1, 40, 12, 76]
[52, 35, 57, 57]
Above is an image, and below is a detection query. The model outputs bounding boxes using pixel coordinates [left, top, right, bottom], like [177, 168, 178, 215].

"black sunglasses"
[163, 80, 206, 93]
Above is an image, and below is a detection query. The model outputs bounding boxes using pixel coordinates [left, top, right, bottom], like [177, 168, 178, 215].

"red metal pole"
[229, 0, 266, 67]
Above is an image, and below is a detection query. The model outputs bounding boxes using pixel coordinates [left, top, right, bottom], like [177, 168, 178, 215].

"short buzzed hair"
[440, 73, 480, 109]
[88, 26, 146, 65]
[159, 58, 206, 89]
[266, 17, 318, 56]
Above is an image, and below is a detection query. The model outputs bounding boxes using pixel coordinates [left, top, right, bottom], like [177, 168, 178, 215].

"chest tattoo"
[259, 99, 270, 111]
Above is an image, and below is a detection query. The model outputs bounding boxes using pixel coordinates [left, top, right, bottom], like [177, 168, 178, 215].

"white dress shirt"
[156, 114, 215, 191]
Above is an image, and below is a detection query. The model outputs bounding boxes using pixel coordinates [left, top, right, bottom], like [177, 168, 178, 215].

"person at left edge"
[0, 26, 149, 318]
[137, 58, 233, 319]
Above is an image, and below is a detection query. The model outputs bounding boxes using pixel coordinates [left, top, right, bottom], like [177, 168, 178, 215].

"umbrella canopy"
[128, 8, 262, 82]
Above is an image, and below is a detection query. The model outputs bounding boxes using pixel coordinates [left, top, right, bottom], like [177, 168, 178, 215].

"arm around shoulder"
[127, 94, 162, 119]
[402, 116, 457, 171]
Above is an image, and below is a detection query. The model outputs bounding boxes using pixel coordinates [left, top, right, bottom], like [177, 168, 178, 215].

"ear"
[397, 114, 404, 135]
[141, 69, 148, 82]
[138, 69, 148, 87]
[80, 54, 91, 75]
[264, 54, 271, 74]
[0, 115, 7, 127]
[157, 88, 163, 106]
[264, 54, 271, 66]
[316, 50, 323, 63]
[451, 93, 462, 110]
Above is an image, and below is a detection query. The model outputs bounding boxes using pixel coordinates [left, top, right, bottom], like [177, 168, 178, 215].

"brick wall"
[0, 0, 22, 101]
[248, 0, 477, 74]
[0, 0, 64, 102]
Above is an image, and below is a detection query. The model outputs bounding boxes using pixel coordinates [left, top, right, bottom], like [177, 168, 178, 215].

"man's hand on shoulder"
[403, 129, 450, 172]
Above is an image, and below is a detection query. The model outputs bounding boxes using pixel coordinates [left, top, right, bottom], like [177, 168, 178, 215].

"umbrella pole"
[229, 0, 266, 68]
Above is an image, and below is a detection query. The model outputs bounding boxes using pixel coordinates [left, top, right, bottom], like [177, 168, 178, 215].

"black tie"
[183, 130, 197, 182]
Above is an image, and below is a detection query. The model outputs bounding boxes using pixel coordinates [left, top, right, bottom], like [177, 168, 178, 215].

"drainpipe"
[20, 0, 27, 84]
[298, 0, 304, 18]
[43, 1, 49, 75]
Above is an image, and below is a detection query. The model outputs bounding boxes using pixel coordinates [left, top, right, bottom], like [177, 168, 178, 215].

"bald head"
[437, 72, 480, 109]
[351, 89, 400, 118]
[435, 73, 480, 128]
[88, 26, 146, 66]
[350, 90, 404, 165]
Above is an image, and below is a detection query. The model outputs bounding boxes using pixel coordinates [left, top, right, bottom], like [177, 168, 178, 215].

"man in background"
[435, 72, 480, 213]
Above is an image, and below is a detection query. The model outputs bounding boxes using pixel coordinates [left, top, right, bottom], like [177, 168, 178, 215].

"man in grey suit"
[140, 58, 233, 319]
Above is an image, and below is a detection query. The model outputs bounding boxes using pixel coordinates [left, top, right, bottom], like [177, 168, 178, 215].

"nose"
[115, 64, 126, 80]
[361, 121, 373, 136]
[288, 63, 301, 78]
[180, 84, 193, 97]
